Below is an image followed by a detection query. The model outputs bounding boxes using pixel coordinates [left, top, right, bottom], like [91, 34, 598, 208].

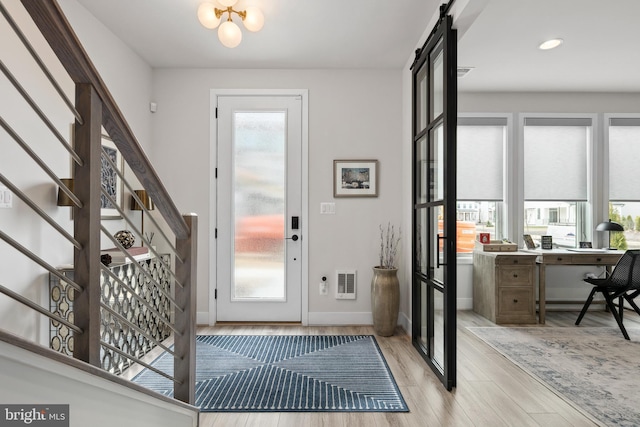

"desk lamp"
[596, 219, 624, 250]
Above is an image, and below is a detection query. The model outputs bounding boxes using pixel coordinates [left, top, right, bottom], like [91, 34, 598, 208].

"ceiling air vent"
[336, 270, 356, 300]
[457, 66, 475, 78]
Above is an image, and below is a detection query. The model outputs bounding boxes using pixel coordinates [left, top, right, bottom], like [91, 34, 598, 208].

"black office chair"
[575, 249, 640, 340]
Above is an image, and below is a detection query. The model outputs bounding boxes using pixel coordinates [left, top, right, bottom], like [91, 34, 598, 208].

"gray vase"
[371, 267, 399, 336]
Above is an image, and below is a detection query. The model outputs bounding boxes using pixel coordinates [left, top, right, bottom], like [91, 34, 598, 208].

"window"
[457, 117, 506, 253]
[523, 117, 591, 248]
[608, 117, 640, 249]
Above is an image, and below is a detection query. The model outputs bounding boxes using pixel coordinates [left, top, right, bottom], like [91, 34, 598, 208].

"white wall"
[1, 0, 73, 341]
[58, 0, 154, 238]
[151, 69, 404, 324]
[58, 0, 154, 151]
[0, 0, 153, 343]
[459, 92, 640, 114]
[0, 341, 198, 427]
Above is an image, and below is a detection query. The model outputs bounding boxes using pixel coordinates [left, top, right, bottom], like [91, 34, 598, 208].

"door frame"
[208, 89, 309, 326]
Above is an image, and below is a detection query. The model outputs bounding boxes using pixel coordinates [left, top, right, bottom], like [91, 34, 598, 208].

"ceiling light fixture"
[538, 38, 564, 50]
[197, 0, 264, 48]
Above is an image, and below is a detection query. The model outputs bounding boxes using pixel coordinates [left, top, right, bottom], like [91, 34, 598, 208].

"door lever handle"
[286, 234, 299, 241]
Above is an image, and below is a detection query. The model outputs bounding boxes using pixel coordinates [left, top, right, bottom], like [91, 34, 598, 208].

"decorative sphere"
[243, 7, 264, 32]
[218, 21, 242, 48]
[197, 3, 220, 29]
[114, 230, 135, 249]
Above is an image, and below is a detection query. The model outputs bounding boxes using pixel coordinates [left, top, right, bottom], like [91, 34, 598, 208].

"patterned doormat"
[133, 335, 409, 412]
[468, 326, 640, 426]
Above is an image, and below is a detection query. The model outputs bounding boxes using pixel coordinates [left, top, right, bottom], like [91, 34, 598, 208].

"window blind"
[610, 118, 640, 127]
[524, 117, 592, 127]
[457, 121, 505, 201]
[609, 122, 640, 201]
[524, 120, 590, 201]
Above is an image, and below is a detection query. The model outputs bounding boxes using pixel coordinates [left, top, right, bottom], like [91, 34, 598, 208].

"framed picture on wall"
[100, 136, 123, 219]
[333, 159, 378, 197]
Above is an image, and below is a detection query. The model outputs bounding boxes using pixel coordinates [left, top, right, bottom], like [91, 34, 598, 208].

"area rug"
[133, 335, 408, 412]
[468, 326, 640, 427]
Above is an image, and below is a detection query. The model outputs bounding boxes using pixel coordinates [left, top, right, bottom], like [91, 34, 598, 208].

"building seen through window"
[523, 201, 585, 248]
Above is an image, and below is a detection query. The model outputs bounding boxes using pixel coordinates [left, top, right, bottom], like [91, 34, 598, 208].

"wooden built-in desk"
[522, 249, 624, 323]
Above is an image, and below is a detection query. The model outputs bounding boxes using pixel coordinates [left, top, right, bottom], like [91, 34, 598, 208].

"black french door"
[411, 9, 457, 390]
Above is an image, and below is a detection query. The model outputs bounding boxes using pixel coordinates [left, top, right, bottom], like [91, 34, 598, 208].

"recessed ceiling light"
[539, 38, 564, 50]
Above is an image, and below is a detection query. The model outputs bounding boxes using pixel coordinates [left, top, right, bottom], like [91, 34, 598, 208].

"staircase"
[0, 1, 198, 425]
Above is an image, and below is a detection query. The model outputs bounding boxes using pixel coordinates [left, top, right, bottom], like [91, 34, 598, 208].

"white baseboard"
[458, 297, 473, 310]
[398, 311, 411, 335]
[196, 311, 210, 326]
[199, 299, 472, 328]
[307, 312, 373, 326]
[308, 311, 411, 333]
[197, 311, 371, 326]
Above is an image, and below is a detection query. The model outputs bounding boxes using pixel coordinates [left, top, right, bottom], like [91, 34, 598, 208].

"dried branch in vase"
[378, 222, 401, 269]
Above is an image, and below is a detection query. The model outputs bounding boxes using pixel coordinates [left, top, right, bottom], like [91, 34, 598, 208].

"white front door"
[216, 95, 303, 322]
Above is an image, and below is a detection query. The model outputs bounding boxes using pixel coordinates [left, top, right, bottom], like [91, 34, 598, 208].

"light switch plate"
[320, 202, 335, 214]
[0, 186, 12, 208]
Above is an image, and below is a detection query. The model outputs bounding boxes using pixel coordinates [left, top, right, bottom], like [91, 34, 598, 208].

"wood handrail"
[20, 0, 189, 240]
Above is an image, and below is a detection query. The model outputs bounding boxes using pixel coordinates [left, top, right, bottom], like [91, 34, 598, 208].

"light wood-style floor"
[197, 310, 640, 427]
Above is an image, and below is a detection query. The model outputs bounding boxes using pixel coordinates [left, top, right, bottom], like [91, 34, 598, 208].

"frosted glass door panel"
[233, 112, 286, 300]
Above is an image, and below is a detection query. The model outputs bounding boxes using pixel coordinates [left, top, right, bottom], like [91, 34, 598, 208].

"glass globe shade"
[243, 7, 264, 32]
[197, 3, 220, 29]
[218, 21, 242, 48]
[217, 0, 238, 7]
